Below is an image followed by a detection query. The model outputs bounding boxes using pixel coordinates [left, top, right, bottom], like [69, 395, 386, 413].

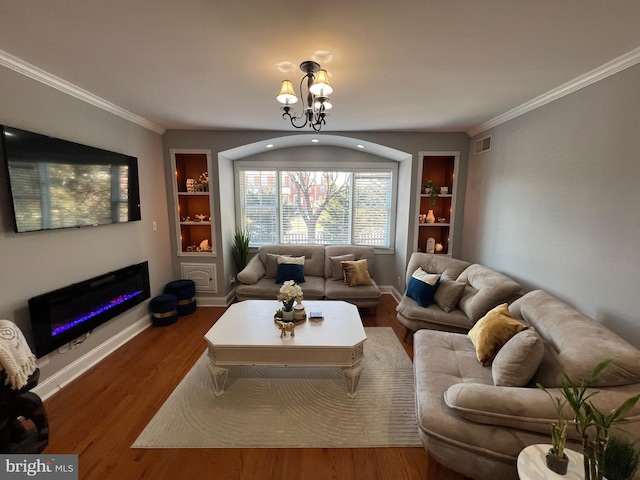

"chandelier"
[276, 60, 333, 131]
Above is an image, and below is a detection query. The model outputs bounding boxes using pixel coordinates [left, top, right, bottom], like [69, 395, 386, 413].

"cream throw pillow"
[329, 254, 355, 280]
[342, 259, 373, 287]
[467, 303, 527, 365]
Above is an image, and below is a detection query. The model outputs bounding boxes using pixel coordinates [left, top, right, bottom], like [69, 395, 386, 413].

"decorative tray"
[274, 314, 307, 326]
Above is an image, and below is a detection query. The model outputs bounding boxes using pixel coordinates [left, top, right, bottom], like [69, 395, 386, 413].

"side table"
[517, 444, 583, 480]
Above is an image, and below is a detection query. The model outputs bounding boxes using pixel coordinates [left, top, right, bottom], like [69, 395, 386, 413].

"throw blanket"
[0, 320, 36, 390]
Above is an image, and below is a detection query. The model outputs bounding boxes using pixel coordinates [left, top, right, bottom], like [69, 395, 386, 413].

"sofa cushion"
[434, 278, 466, 312]
[406, 268, 440, 307]
[325, 245, 376, 278]
[329, 254, 354, 280]
[267, 254, 305, 279]
[467, 304, 527, 365]
[342, 259, 373, 287]
[275, 263, 305, 284]
[492, 329, 544, 386]
[236, 276, 325, 301]
[258, 244, 326, 277]
[265, 253, 279, 279]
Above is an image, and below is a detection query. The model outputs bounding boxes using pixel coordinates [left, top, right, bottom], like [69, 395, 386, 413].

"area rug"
[132, 327, 421, 449]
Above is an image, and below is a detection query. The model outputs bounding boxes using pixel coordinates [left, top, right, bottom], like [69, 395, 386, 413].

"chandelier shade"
[276, 60, 334, 131]
[276, 80, 298, 105]
[309, 69, 333, 96]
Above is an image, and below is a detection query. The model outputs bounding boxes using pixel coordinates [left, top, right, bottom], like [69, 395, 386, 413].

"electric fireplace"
[28, 262, 151, 358]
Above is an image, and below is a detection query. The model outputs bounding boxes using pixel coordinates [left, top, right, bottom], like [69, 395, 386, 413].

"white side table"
[517, 444, 584, 480]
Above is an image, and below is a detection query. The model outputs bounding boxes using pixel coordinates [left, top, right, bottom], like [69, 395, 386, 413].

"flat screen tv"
[1, 125, 141, 233]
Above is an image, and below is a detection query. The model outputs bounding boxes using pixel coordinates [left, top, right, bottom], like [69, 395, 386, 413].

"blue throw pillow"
[275, 264, 305, 284]
[407, 276, 440, 307]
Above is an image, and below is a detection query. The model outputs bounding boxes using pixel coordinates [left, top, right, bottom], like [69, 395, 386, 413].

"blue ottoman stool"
[149, 294, 179, 326]
[164, 279, 197, 316]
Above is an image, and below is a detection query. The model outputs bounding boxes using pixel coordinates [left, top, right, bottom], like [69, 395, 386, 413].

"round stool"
[149, 294, 179, 326]
[164, 280, 197, 316]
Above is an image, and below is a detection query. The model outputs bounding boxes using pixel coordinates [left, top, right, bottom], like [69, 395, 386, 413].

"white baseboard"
[380, 285, 403, 303]
[33, 316, 152, 401]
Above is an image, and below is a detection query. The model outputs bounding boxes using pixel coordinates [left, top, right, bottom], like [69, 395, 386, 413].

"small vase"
[293, 304, 305, 321]
[546, 450, 569, 475]
[281, 310, 294, 321]
[426, 210, 435, 224]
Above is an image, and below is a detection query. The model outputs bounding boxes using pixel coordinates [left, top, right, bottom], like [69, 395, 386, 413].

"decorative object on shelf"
[195, 172, 209, 192]
[426, 237, 435, 254]
[194, 214, 207, 222]
[440, 186, 449, 194]
[277, 60, 333, 131]
[419, 214, 426, 224]
[186, 178, 196, 192]
[275, 319, 296, 337]
[435, 243, 443, 252]
[426, 210, 436, 224]
[276, 280, 304, 319]
[423, 180, 441, 205]
[231, 228, 251, 272]
[199, 239, 212, 252]
[438, 217, 446, 223]
[538, 359, 640, 480]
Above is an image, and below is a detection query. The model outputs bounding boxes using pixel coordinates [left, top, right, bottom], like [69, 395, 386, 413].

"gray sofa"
[414, 289, 640, 480]
[235, 244, 381, 308]
[396, 252, 522, 334]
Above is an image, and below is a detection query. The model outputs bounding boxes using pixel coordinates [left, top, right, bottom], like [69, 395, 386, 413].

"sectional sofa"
[403, 253, 640, 480]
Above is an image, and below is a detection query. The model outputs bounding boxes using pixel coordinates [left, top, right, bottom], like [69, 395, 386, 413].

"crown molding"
[467, 46, 640, 138]
[0, 49, 165, 135]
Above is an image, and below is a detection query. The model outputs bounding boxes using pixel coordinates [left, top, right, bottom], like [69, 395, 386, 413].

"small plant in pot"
[538, 385, 569, 474]
[422, 180, 441, 205]
[539, 359, 640, 480]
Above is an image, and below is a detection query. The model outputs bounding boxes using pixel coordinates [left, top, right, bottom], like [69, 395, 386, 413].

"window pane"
[281, 171, 351, 245]
[353, 171, 392, 247]
[239, 170, 278, 245]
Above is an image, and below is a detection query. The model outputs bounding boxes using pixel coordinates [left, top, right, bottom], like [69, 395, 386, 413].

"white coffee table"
[204, 300, 367, 398]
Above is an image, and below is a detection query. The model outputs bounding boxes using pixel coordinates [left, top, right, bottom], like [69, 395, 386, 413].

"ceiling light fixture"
[277, 60, 333, 132]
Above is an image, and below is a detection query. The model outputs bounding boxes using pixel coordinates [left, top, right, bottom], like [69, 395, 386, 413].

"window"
[236, 164, 396, 249]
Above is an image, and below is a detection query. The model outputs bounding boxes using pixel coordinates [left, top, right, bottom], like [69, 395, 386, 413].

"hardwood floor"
[43, 295, 470, 480]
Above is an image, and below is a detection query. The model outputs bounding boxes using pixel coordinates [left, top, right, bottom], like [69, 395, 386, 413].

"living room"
[1, 2, 640, 479]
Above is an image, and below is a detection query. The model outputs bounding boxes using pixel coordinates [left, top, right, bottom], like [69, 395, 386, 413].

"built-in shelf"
[170, 149, 216, 257]
[414, 152, 460, 255]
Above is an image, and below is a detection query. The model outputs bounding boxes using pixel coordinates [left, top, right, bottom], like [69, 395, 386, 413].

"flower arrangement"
[276, 280, 303, 312]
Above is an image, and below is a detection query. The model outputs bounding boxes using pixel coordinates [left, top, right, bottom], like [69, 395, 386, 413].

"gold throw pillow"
[467, 303, 527, 365]
[341, 259, 373, 287]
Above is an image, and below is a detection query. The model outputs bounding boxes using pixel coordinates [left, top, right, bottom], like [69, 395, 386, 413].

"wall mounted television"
[0, 125, 141, 233]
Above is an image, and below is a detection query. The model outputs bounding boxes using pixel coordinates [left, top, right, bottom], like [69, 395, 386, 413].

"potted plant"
[603, 436, 639, 480]
[423, 180, 441, 205]
[538, 385, 569, 474]
[231, 228, 250, 272]
[539, 360, 640, 480]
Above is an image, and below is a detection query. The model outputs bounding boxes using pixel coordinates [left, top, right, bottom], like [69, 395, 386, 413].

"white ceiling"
[1, 1, 640, 135]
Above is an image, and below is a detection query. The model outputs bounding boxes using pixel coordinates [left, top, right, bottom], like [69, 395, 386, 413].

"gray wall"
[162, 130, 469, 297]
[0, 66, 173, 383]
[464, 63, 640, 346]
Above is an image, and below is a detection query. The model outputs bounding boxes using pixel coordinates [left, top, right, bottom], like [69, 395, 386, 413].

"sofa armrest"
[236, 255, 265, 285]
[445, 382, 640, 439]
[444, 383, 563, 436]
